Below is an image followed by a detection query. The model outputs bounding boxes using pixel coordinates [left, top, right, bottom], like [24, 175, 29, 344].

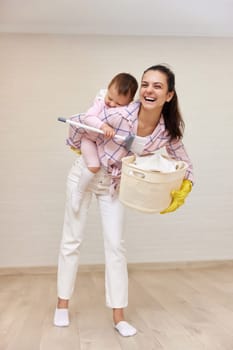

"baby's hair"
[108, 73, 138, 100]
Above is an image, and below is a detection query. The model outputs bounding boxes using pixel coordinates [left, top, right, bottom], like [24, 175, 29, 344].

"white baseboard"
[0, 259, 233, 276]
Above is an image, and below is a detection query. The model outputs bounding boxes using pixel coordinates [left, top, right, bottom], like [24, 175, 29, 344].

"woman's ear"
[166, 91, 174, 102]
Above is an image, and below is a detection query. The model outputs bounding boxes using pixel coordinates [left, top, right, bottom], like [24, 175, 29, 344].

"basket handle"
[129, 170, 146, 179]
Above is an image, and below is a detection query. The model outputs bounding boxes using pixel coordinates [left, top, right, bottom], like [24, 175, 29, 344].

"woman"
[54, 65, 194, 337]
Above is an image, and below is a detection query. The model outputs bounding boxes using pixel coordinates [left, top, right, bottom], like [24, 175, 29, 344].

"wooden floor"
[1, 264, 233, 350]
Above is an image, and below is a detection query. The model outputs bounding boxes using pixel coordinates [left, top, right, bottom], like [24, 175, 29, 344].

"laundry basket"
[119, 155, 188, 213]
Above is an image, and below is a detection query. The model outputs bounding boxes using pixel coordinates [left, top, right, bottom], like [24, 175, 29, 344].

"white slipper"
[114, 321, 137, 337]
[53, 308, 69, 327]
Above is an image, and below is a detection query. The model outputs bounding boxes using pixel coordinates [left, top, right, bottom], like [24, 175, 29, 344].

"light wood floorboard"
[1, 265, 233, 349]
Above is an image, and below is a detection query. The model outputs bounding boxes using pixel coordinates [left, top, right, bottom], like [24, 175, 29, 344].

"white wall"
[0, 33, 233, 267]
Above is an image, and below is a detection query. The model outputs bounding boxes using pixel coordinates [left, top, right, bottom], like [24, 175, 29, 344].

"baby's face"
[105, 84, 131, 108]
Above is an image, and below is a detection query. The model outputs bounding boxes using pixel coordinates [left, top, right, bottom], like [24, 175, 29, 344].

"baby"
[72, 72, 138, 212]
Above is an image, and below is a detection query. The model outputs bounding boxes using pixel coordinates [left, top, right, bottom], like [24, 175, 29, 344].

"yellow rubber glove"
[160, 179, 192, 214]
[70, 146, 82, 155]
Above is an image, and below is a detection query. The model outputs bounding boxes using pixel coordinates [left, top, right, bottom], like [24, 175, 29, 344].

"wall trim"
[1, 259, 233, 276]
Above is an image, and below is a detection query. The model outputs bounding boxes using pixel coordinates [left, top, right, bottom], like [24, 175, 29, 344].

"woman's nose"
[145, 84, 153, 93]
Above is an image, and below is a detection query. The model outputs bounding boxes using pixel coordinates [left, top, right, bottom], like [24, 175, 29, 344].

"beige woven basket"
[119, 155, 188, 213]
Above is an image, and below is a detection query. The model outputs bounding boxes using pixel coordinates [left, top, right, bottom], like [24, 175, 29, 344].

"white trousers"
[57, 156, 128, 308]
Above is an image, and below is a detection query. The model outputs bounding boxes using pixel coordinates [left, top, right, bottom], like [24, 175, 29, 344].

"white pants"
[57, 156, 128, 308]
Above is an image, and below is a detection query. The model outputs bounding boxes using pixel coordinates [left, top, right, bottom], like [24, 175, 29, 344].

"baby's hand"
[101, 123, 115, 138]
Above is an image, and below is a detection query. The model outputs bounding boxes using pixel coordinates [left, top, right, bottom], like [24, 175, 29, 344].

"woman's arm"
[166, 138, 194, 184]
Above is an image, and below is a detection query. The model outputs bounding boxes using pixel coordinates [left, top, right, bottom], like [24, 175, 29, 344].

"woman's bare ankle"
[57, 298, 69, 309]
[113, 308, 125, 325]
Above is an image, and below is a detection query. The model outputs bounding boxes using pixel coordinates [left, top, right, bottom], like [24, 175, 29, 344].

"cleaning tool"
[58, 117, 136, 151]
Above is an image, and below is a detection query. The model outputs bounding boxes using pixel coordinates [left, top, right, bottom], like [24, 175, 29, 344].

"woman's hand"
[160, 179, 192, 214]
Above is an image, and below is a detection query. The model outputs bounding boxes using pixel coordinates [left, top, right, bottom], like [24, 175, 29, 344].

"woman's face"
[139, 70, 174, 111]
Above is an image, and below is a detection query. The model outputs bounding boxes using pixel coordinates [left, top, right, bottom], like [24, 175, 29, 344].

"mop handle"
[58, 117, 125, 141]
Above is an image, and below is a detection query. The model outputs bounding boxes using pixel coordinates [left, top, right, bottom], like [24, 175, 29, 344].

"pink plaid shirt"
[67, 101, 194, 189]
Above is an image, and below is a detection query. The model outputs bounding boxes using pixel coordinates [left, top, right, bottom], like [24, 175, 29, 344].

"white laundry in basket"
[132, 153, 178, 173]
